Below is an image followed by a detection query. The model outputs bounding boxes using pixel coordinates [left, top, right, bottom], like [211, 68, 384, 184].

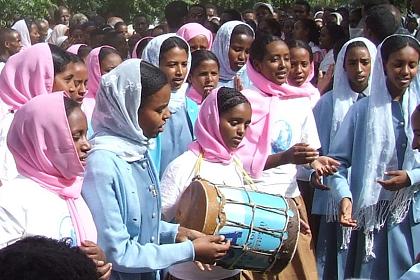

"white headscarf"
[48, 24, 69, 46]
[11, 19, 31, 48]
[356, 34, 420, 259]
[211, 21, 254, 81]
[330, 37, 377, 146]
[142, 33, 191, 113]
[90, 59, 149, 162]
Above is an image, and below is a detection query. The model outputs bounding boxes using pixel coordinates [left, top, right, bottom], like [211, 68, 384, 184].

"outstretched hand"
[377, 170, 411, 191]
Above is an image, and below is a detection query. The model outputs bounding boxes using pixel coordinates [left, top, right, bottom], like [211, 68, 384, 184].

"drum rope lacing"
[188, 152, 292, 272]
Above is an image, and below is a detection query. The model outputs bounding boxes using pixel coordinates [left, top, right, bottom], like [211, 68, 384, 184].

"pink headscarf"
[7, 92, 97, 245]
[176, 23, 213, 50]
[131, 37, 153, 58]
[67, 44, 86, 55]
[84, 45, 114, 120]
[237, 61, 312, 178]
[186, 85, 204, 105]
[0, 43, 54, 111]
[189, 89, 234, 164]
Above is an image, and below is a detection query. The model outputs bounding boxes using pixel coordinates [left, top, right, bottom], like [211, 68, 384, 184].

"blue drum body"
[176, 179, 300, 273]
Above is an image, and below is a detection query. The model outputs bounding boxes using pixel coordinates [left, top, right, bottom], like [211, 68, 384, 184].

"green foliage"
[0, 0, 53, 27]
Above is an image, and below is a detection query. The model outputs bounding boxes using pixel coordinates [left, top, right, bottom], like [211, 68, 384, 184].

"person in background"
[54, 6, 71, 27]
[293, 0, 311, 20]
[219, 9, 242, 25]
[12, 19, 40, 48]
[115, 22, 130, 40]
[35, 19, 50, 42]
[318, 23, 347, 74]
[254, 2, 274, 24]
[205, 4, 218, 20]
[103, 31, 129, 59]
[177, 23, 213, 52]
[364, 4, 400, 46]
[188, 4, 207, 26]
[165, 1, 188, 33]
[68, 24, 87, 45]
[131, 37, 153, 58]
[0, 28, 22, 70]
[106, 16, 123, 28]
[242, 9, 256, 22]
[133, 14, 150, 37]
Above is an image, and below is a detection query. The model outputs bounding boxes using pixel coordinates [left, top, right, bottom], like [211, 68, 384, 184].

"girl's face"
[53, 63, 77, 99]
[385, 46, 419, 97]
[188, 35, 209, 52]
[70, 62, 88, 104]
[67, 106, 91, 167]
[29, 24, 41, 45]
[219, 102, 252, 150]
[100, 53, 123, 75]
[70, 28, 85, 44]
[189, 59, 219, 99]
[319, 27, 333, 50]
[254, 40, 291, 85]
[289, 47, 312, 87]
[138, 84, 172, 138]
[344, 46, 371, 93]
[228, 33, 254, 72]
[160, 46, 189, 90]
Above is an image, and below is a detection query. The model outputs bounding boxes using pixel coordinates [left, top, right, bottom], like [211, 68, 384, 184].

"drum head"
[175, 180, 222, 235]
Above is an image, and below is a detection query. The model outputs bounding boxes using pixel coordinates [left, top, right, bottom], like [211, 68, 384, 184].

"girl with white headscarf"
[82, 59, 230, 280]
[328, 34, 420, 279]
[11, 19, 40, 48]
[211, 21, 254, 89]
[312, 37, 377, 279]
[142, 34, 198, 177]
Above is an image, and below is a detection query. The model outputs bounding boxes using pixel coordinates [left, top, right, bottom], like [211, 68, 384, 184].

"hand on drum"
[176, 226, 206, 242]
[285, 143, 319, 165]
[193, 235, 230, 265]
[339, 198, 357, 228]
[310, 156, 340, 176]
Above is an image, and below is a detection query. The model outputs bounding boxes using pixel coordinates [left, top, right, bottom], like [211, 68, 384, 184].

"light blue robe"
[82, 150, 194, 280]
[328, 97, 420, 279]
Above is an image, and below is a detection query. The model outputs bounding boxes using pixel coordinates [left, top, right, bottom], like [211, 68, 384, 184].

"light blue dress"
[328, 97, 420, 279]
[82, 150, 194, 280]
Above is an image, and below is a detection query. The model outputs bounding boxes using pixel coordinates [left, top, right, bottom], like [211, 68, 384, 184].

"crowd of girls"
[1, 2, 420, 280]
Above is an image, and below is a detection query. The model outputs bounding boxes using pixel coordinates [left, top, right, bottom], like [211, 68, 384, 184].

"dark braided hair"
[140, 60, 169, 102]
[0, 236, 97, 280]
[217, 87, 250, 115]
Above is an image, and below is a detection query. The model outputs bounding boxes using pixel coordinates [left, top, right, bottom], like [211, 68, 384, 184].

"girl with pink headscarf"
[0, 93, 112, 279]
[160, 87, 252, 280]
[176, 22, 213, 52]
[83, 46, 122, 122]
[236, 33, 338, 280]
[0, 43, 85, 184]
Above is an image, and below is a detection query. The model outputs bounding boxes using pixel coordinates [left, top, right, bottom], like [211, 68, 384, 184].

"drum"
[175, 179, 299, 273]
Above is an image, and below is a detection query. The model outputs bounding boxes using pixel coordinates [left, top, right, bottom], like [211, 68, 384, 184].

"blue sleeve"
[327, 106, 356, 200]
[407, 168, 420, 186]
[159, 221, 180, 245]
[82, 154, 194, 274]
